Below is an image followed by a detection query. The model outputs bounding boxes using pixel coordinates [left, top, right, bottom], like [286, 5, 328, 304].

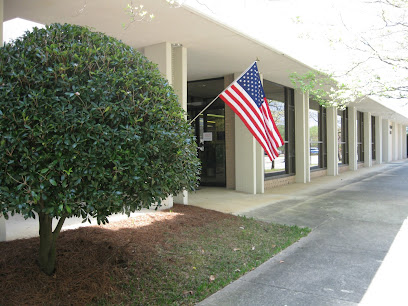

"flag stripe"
[260, 102, 283, 149]
[262, 101, 284, 146]
[220, 86, 278, 159]
[228, 84, 280, 158]
[227, 85, 274, 152]
[218, 61, 283, 161]
[220, 94, 276, 159]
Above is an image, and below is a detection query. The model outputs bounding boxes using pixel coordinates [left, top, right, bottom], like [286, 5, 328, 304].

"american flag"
[219, 62, 284, 161]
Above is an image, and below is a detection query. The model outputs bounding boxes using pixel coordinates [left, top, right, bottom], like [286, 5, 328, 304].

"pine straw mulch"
[0, 204, 235, 305]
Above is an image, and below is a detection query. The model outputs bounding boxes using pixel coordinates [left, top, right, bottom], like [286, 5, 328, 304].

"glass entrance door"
[188, 100, 226, 187]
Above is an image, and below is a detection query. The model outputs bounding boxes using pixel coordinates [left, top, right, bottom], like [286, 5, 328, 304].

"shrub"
[0, 23, 200, 274]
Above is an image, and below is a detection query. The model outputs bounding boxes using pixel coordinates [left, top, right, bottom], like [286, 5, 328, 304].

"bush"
[0, 23, 200, 274]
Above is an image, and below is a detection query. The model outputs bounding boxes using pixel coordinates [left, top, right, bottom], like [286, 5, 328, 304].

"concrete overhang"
[349, 97, 408, 125]
[4, 0, 408, 125]
[4, 0, 311, 87]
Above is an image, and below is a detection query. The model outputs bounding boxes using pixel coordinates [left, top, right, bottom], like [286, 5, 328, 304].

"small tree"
[0, 23, 200, 275]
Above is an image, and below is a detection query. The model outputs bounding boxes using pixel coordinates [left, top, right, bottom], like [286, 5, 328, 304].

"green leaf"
[0, 22, 199, 231]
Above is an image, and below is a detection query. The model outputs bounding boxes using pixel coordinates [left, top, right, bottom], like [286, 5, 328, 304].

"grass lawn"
[0, 204, 310, 305]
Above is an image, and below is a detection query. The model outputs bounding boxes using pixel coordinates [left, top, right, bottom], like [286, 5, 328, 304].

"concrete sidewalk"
[193, 161, 408, 306]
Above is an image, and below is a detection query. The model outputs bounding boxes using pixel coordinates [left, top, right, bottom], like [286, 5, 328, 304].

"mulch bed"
[0, 204, 234, 305]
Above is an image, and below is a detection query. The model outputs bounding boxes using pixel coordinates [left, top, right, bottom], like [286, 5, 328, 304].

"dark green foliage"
[0, 23, 200, 224]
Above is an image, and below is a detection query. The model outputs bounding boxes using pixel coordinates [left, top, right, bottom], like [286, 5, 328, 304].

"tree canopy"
[290, 0, 408, 104]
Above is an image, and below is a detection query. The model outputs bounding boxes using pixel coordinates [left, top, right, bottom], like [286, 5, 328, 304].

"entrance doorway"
[188, 79, 226, 187]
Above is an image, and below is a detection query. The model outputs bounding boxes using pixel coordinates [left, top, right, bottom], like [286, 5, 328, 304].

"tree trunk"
[38, 212, 66, 275]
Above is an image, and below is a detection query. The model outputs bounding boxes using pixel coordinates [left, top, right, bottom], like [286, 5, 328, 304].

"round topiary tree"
[0, 23, 200, 275]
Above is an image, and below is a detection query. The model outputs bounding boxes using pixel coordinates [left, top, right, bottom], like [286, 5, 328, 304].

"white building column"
[235, 116, 257, 194]
[382, 119, 392, 162]
[255, 142, 264, 194]
[403, 125, 407, 159]
[393, 122, 398, 161]
[326, 106, 338, 176]
[364, 112, 372, 167]
[399, 124, 403, 160]
[375, 116, 383, 164]
[144, 42, 172, 83]
[295, 90, 310, 183]
[172, 45, 189, 204]
[348, 107, 358, 171]
[172, 45, 187, 115]
[256, 74, 265, 194]
[234, 72, 264, 194]
[0, 0, 5, 242]
[144, 42, 188, 205]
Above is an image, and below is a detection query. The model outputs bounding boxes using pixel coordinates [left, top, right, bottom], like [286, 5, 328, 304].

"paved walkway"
[192, 161, 408, 306]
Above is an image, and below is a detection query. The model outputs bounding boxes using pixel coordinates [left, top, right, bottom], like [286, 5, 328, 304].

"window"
[309, 100, 327, 169]
[187, 78, 226, 187]
[357, 111, 364, 162]
[338, 109, 349, 164]
[263, 80, 295, 177]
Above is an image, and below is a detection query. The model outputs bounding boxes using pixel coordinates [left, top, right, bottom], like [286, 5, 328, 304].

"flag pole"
[189, 60, 260, 125]
[188, 93, 222, 125]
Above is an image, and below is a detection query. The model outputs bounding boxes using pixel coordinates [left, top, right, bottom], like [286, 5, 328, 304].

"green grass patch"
[114, 214, 310, 305]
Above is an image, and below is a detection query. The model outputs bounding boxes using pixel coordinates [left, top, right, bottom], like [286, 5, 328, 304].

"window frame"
[357, 111, 364, 163]
[263, 81, 295, 178]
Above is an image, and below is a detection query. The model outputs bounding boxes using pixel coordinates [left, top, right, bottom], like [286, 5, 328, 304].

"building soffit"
[4, 0, 408, 124]
[4, 0, 311, 87]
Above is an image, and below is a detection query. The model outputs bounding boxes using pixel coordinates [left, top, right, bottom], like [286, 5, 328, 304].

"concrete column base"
[174, 190, 188, 205]
[0, 217, 6, 242]
[151, 195, 173, 210]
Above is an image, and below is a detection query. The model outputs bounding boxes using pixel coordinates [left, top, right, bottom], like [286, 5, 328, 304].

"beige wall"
[265, 176, 296, 189]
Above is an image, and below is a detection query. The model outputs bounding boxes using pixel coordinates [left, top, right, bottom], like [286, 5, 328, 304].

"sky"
[184, 0, 408, 116]
[184, 0, 371, 70]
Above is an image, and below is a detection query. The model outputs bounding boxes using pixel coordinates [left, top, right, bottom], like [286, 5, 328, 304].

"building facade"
[1, 0, 408, 241]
